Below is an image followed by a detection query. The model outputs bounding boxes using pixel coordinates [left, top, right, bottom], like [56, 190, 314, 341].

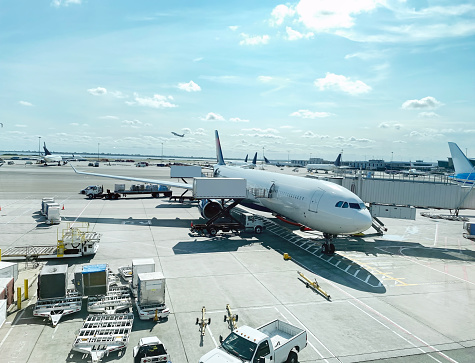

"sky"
[0, 0, 474, 162]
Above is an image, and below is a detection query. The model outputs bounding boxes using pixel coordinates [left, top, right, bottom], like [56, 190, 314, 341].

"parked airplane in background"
[171, 132, 185, 137]
[448, 142, 475, 183]
[71, 131, 372, 254]
[307, 153, 343, 173]
[43, 143, 63, 165]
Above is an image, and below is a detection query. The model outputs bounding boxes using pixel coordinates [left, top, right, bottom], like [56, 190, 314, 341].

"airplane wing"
[70, 164, 193, 190]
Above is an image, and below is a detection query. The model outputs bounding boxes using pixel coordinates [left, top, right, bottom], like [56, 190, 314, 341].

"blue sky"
[1, 0, 474, 161]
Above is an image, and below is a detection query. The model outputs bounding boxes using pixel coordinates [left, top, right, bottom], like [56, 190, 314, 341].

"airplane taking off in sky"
[71, 131, 372, 253]
[448, 142, 475, 183]
[307, 153, 343, 172]
[171, 132, 185, 137]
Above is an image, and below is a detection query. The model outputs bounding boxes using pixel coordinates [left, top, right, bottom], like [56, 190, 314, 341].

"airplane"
[71, 130, 373, 254]
[307, 153, 343, 173]
[171, 132, 185, 137]
[448, 142, 475, 184]
[43, 143, 64, 165]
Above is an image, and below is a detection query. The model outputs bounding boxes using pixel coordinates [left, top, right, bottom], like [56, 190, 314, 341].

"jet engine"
[198, 199, 223, 219]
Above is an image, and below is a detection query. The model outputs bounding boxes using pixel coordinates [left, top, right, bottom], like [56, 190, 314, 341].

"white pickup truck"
[199, 319, 307, 363]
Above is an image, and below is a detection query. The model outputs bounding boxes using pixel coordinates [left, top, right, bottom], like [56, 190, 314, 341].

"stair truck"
[199, 319, 307, 363]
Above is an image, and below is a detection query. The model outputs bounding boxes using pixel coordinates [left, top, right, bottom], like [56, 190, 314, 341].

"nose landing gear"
[322, 233, 336, 254]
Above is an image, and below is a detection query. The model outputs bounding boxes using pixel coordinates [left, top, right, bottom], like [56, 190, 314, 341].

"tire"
[321, 244, 328, 254]
[329, 243, 335, 254]
[208, 228, 217, 236]
[88, 195, 93, 199]
[254, 225, 263, 234]
[286, 351, 298, 363]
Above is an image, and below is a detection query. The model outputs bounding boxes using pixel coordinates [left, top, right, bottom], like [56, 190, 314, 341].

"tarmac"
[0, 161, 474, 363]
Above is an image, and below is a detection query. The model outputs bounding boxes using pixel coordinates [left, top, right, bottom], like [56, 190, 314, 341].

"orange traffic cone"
[62, 205, 65, 210]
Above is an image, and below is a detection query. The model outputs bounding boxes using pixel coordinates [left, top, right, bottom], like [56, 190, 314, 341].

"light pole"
[97, 143, 100, 162]
[161, 143, 163, 159]
[287, 150, 290, 162]
[38, 136, 41, 157]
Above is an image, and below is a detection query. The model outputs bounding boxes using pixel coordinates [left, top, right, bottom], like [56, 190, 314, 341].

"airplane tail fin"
[244, 154, 248, 163]
[264, 156, 270, 164]
[252, 152, 257, 165]
[448, 142, 475, 175]
[334, 153, 342, 167]
[215, 130, 226, 165]
[43, 142, 52, 156]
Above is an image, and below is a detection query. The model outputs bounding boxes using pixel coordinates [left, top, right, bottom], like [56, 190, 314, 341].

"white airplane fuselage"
[214, 164, 372, 235]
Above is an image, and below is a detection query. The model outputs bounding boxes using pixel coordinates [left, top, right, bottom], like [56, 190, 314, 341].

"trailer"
[87, 286, 132, 314]
[33, 289, 82, 327]
[85, 184, 172, 199]
[0, 223, 100, 260]
[72, 313, 134, 363]
[190, 209, 264, 236]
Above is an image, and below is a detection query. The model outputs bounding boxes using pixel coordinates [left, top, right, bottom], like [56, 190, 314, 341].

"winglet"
[215, 130, 225, 165]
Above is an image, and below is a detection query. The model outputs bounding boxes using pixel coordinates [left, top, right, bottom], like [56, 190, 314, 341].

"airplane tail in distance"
[43, 142, 52, 156]
[448, 142, 475, 175]
[244, 154, 248, 163]
[264, 156, 270, 164]
[215, 130, 225, 165]
[252, 152, 257, 165]
[334, 153, 342, 167]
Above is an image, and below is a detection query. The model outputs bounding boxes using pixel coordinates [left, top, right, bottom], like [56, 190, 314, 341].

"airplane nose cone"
[355, 209, 373, 233]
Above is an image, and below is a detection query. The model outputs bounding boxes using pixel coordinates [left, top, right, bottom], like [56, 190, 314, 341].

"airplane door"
[308, 188, 325, 212]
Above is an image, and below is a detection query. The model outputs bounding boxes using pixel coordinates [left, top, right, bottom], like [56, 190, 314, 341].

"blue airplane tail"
[252, 152, 257, 165]
[215, 130, 225, 165]
[43, 142, 52, 156]
[264, 156, 270, 164]
[244, 154, 248, 163]
[334, 153, 342, 167]
[448, 142, 475, 181]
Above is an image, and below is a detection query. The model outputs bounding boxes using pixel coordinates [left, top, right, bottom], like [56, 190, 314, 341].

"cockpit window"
[342, 202, 348, 208]
[335, 201, 343, 207]
[349, 203, 360, 209]
[359, 203, 366, 210]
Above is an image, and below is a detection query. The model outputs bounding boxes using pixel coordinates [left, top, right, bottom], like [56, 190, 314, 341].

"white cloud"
[122, 120, 143, 128]
[127, 93, 177, 108]
[177, 80, 201, 92]
[314, 73, 371, 95]
[87, 87, 107, 96]
[290, 109, 332, 118]
[393, 140, 407, 144]
[285, 27, 314, 41]
[203, 112, 225, 121]
[243, 128, 279, 134]
[239, 33, 270, 46]
[402, 96, 442, 109]
[302, 131, 329, 138]
[229, 117, 249, 123]
[270, 4, 295, 26]
[18, 101, 33, 106]
[193, 57, 203, 62]
[295, 0, 382, 32]
[110, 91, 127, 99]
[99, 115, 119, 120]
[229, 26, 239, 31]
[257, 76, 273, 83]
[418, 111, 440, 118]
[280, 125, 293, 129]
[15, 124, 27, 127]
[51, 0, 81, 7]
[378, 122, 389, 128]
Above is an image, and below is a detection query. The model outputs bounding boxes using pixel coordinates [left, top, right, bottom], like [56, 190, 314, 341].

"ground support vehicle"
[133, 336, 171, 363]
[135, 301, 170, 321]
[190, 200, 264, 236]
[0, 223, 100, 260]
[33, 289, 82, 327]
[72, 313, 134, 363]
[87, 286, 132, 314]
[85, 184, 171, 199]
[199, 319, 307, 363]
[118, 266, 132, 280]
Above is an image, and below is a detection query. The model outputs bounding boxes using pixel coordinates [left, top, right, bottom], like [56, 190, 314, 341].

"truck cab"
[85, 185, 103, 198]
[237, 212, 264, 234]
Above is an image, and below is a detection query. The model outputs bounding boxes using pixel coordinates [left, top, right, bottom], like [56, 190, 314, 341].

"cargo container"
[44, 202, 60, 218]
[131, 259, 155, 289]
[137, 272, 165, 305]
[38, 264, 68, 300]
[192, 177, 247, 199]
[41, 197, 54, 215]
[0, 261, 18, 281]
[170, 165, 202, 178]
[82, 264, 109, 296]
[46, 205, 61, 224]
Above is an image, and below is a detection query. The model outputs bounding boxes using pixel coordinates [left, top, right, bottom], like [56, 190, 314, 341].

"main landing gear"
[322, 233, 336, 255]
